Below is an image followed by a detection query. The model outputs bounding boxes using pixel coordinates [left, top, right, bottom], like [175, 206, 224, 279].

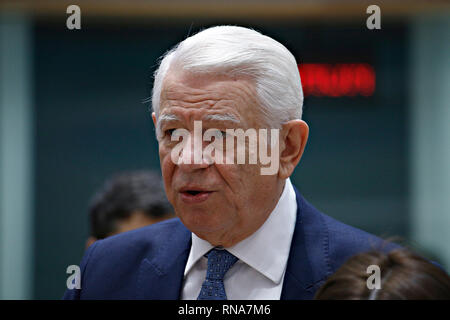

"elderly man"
[63, 26, 393, 300]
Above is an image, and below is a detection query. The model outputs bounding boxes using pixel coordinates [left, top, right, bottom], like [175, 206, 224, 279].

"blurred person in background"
[86, 170, 174, 248]
[314, 248, 450, 300]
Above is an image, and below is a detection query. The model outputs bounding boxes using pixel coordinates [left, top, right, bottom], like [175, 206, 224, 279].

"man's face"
[154, 70, 284, 247]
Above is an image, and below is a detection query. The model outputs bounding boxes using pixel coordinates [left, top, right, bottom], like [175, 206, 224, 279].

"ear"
[278, 120, 309, 179]
[152, 112, 157, 126]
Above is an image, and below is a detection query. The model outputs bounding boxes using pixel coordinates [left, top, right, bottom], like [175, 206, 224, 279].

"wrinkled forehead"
[161, 69, 255, 96]
[159, 70, 260, 119]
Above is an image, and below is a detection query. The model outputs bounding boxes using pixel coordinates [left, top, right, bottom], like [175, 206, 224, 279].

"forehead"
[159, 70, 259, 119]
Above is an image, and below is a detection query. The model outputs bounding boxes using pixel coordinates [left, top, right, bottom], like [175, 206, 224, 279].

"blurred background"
[0, 0, 449, 299]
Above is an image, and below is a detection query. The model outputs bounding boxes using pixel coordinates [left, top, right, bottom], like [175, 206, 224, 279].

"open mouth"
[182, 190, 211, 197]
[179, 188, 213, 203]
[185, 190, 202, 196]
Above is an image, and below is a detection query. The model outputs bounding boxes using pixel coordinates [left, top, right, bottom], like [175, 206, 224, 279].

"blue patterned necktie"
[197, 248, 238, 300]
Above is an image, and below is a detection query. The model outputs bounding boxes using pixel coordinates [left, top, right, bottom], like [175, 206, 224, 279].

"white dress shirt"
[181, 178, 297, 300]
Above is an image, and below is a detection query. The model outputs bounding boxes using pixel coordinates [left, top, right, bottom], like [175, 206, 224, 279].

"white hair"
[151, 25, 304, 129]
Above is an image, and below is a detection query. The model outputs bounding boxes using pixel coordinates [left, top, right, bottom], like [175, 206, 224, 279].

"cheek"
[159, 145, 175, 197]
[219, 163, 272, 201]
[214, 164, 251, 202]
[159, 143, 173, 167]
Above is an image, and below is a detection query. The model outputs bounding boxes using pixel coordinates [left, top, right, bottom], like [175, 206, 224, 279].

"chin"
[179, 210, 226, 234]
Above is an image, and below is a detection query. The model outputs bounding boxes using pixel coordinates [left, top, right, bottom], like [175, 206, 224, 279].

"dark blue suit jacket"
[63, 187, 394, 300]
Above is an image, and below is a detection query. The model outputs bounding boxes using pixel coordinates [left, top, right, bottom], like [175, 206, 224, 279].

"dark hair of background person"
[88, 170, 174, 240]
[314, 249, 450, 300]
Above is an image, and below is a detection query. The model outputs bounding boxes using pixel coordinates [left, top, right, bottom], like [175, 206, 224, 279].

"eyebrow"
[158, 113, 180, 124]
[156, 112, 241, 138]
[203, 113, 240, 124]
[158, 113, 180, 125]
[156, 113, 180, 138]
[158, 113, 240, 128]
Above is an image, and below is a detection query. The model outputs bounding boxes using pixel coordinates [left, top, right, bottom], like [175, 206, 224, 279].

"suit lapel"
[280, 187, 330, 299]
[137, 221, 191, 299]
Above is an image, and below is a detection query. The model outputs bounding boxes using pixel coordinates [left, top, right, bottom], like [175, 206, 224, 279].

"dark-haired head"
[315, 249, 450, 300]
[87, 170, 174, 246]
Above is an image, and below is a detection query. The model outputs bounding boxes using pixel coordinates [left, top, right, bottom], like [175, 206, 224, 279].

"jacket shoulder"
[91, 217, 187, 258]
[63, 218, 190, 299]
[295, 189, 399, 278]
[317, 210, 398, 273]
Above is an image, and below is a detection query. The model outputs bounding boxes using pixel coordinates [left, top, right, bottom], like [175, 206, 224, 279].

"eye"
[212, 129, 227, 136]
[219, 130, 232, 138]
[210, 129, 227, 138]
[164, 128, 176, 137]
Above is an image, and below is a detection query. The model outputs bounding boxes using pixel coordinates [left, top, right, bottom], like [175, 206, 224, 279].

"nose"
[177, 134, 211, 172]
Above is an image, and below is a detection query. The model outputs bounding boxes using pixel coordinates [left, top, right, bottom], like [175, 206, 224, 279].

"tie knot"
[205, 248, 238, 280]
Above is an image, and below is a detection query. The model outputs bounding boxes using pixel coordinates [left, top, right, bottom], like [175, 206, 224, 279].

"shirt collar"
[184, 178, 297, 284]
